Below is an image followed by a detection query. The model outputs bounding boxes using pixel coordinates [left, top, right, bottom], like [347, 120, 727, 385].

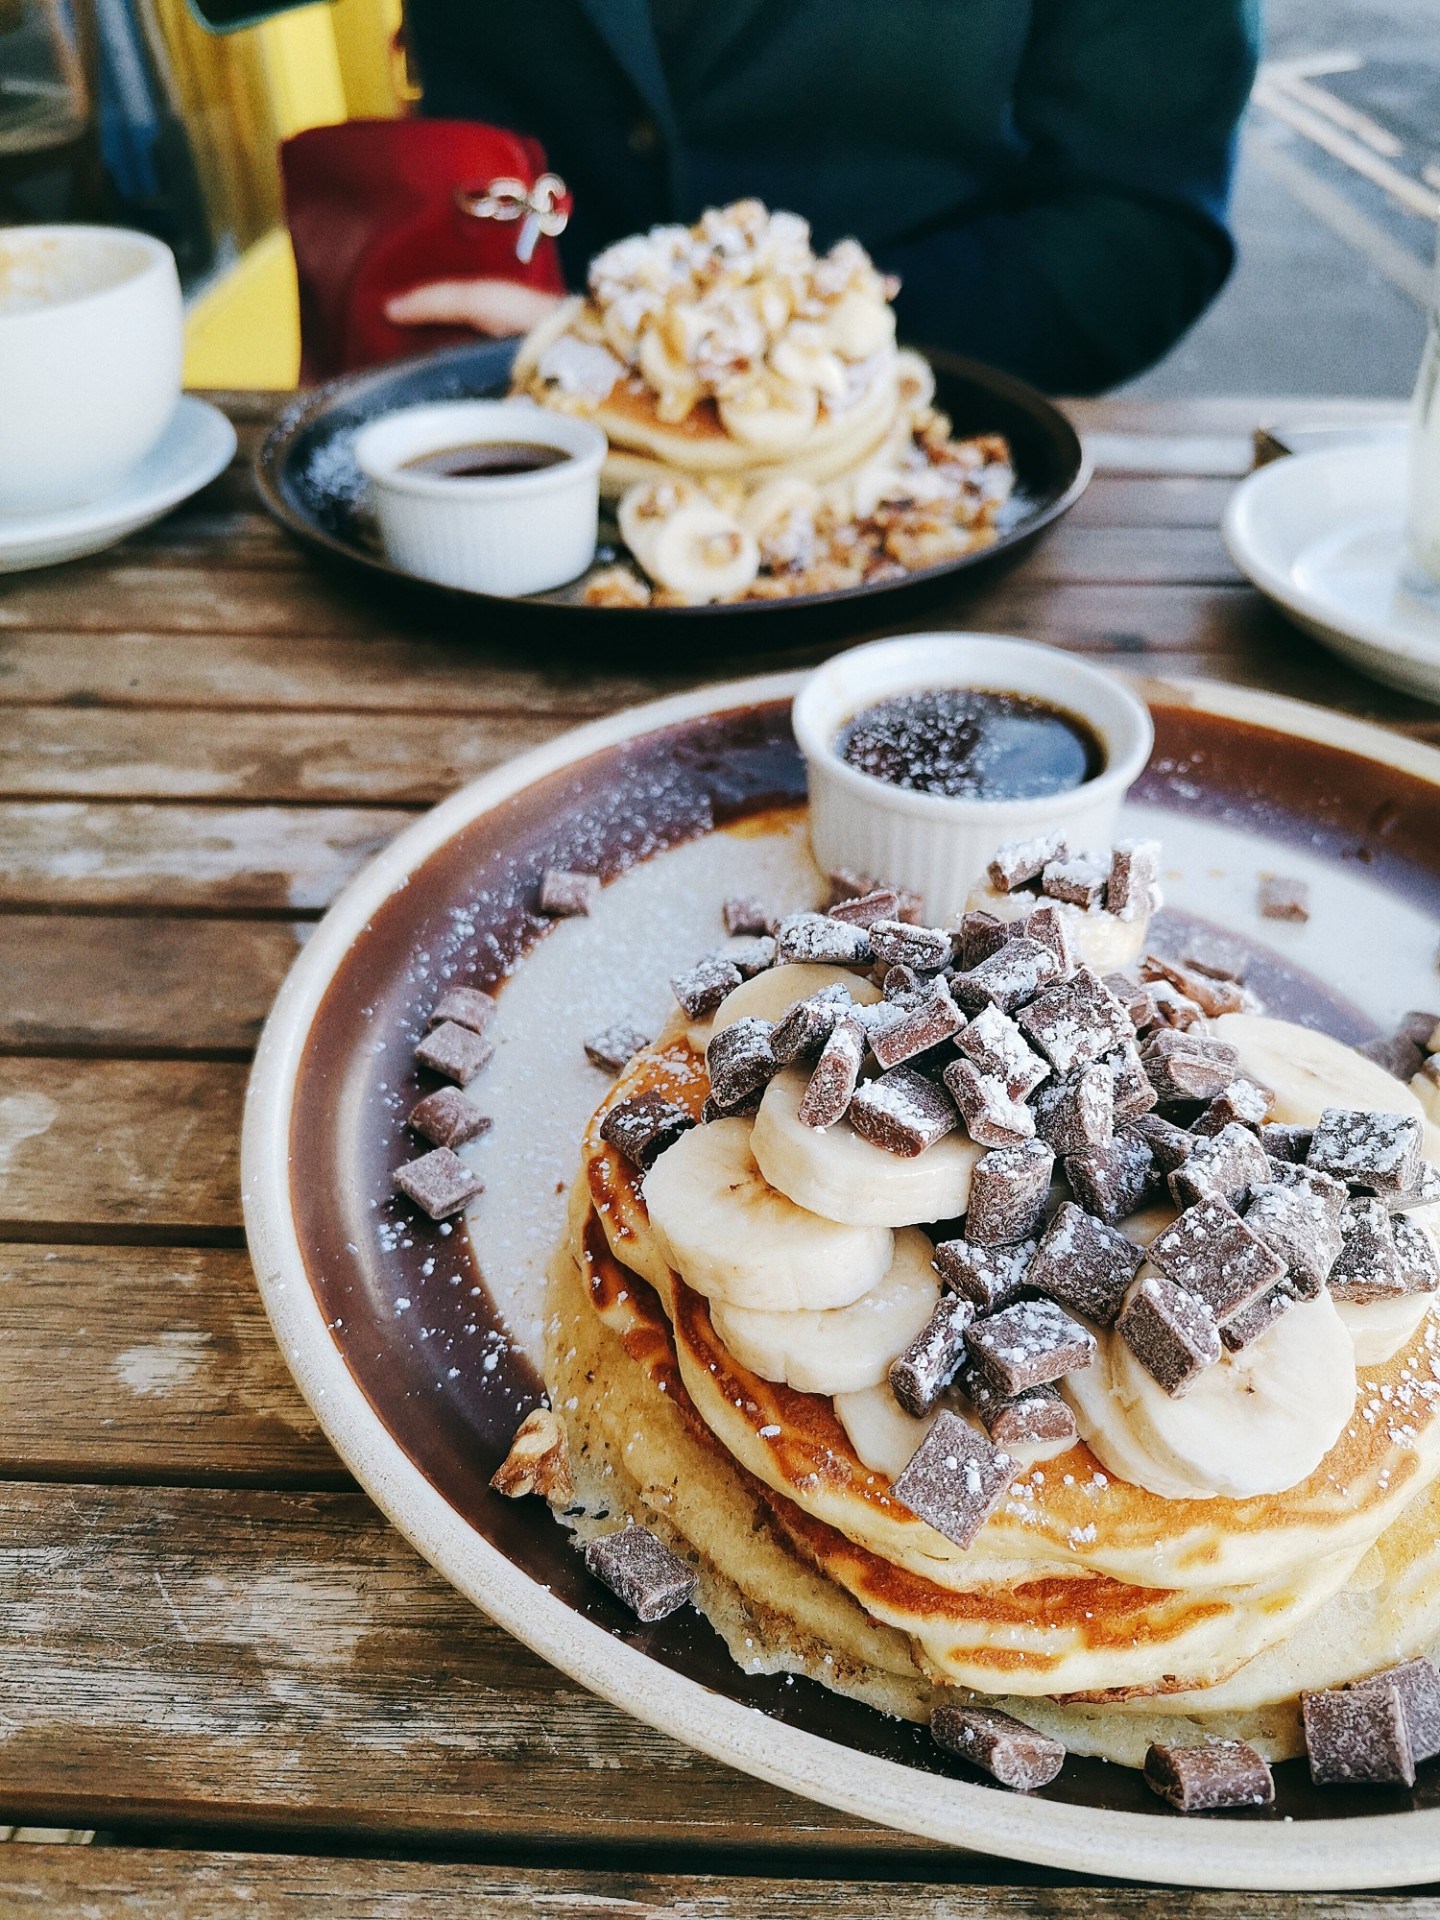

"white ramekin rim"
[0, 225, 175, 329]
[793, 632, 1155, 829]
[354, 399, 607, 502]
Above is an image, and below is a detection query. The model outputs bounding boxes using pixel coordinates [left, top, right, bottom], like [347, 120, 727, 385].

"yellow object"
[157, 0, 405, 389]
[183, 226, 301, 390]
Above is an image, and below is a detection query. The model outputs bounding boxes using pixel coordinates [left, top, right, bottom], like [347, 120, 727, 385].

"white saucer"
[0, 395, 238, 574]
[1223, 440, 1440, 702]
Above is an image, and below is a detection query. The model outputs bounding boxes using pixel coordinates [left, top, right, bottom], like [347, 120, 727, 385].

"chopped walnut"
[583, 566, 652, 609]
[490, 1407, 574, 1503]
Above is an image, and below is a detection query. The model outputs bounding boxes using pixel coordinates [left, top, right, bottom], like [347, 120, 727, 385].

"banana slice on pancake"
[833, 1380, 939, 1478]
[751, 1067, 982, 1227]
[1066, 1288, 1356, 1501]
[1335, 1291, 1436, 1367]
[717, 376, 819, 453]
[1214, 1013, 1425, 1126]
[692, 962, 882, 1052]
[642, 1114, 893, 1311]
[710, 1227, 938, 1395]
[961, 882, 1148, 973]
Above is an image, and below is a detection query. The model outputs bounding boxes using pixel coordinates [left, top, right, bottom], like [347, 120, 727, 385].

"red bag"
[280, 120, 571, 383]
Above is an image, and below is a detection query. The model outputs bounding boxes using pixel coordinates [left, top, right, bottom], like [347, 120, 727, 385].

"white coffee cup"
[0, 225, 183, 516]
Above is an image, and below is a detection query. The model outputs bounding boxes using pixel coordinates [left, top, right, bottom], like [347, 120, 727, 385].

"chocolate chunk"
[934, 1236, 1037, 1312]
[407, 1087, 492, 1149]
[415, 1019, 493, 1086]
[1141, 953, 1246, 1020]
[967, 1296, 1095, 1394]
[828, 886, 900, 928]
[950, 938, 1060, 1015]
[722, 894, 770, 936]
[1066, 1130, 1160, 1225]
[726, 935, 777, 979]
[1393, 1212, 1440, 1294]
[539, 867, 599, 916]
[1117, 1273, 1221, 1395]
[930, 1703, 1066, 1791]
[987, 833, 1066, 893]
[770, 986, 851, 1066]
[849, 1065, 957, 1157]
[891, 1409, 1012, 1548]
[889, 1295, 976, 1416]
[1264, 1158, 1350, 1224]
[1302, 1683, 1415, 1787]
[1244, 1182, 1345, 1291]
[1109, 840, 1164, 923]
[943, 1057, 1035, 1149]
[869, 919, 952, 972]
[1146, 981, 1206, 1032]
[1168, 1121, 1273, 1210]
[584, 1022, 652, 1074]
[1358, 1033, 1426, 1082]
[393, 1145, 483, 1220]
[1104, 969, 1158, 1031]
[872, 978, 966, 1069]
[600, 1093, 695, 1171]
[1042, 854, 1109, 910]
[1139, 1029, 1241, 1103]
[774, 912, 871, 966]
[965, 1140, 1054, 1246]
[954, 1003, 1049, 1100]
[671, 954, 744, 1020]
[584, 1524, 696, 1623]
[1028, 1201, 1142, 1325]
[707, 1017, 779, 1110]
[429, 986, 497, 1036]
[827, 869, 923, 923]
[1148, 1196, 1287, 1319]
[1032, 1062, 1115, 1157]
[1144, 1740, 1274, 1812]
[701, 1089, 762, 1123]
[1401, 1010, 1440, 1047]
[957, 908, 1011, 970]
[1260, 873, 1310, 923]
[961, 1366, 1078, 1449]
[1130, 1111, 1197, 1173]
[1023, 900, 1078, 977]
[1193, 1078, 1273, 1137]
[1308, 1106, 1424, 1196]
[1016, 967, 1132, 1076]
[1386, 1161, 1440, 1213]
[1220, 1281, 1301, 1353]
[799, 1016, 866, 1128]
[881, 963, 924, 1000]
[1351, 1659, 1440, 1762]
[1181, 930, 1249, 984]
[1328, 1197, 1408, 1301]
[1261, 1122, 1314, 1164]
[1103, 1042, 1159, 1122]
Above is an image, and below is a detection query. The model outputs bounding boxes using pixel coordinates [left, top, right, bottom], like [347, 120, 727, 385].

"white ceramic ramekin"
[353, 399, 606, 596]
[0, 225, 182, 515]
[793, 633, 1154, 923]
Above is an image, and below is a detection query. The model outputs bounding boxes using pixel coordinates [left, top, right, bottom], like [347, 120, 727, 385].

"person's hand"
[384, 279, 566, 337]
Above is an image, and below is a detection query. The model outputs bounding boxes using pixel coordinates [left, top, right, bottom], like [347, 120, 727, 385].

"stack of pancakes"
[548, 1030, 1440, 1768]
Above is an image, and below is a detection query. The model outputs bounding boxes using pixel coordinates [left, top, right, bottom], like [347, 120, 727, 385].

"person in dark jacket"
[387, 0, 1261, 393]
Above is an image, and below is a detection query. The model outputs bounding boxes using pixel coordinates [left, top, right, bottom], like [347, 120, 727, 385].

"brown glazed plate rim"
[242, 668, 1440, 1889]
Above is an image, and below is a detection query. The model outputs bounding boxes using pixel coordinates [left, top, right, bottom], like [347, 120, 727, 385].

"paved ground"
[1121, 0, 1440, 398]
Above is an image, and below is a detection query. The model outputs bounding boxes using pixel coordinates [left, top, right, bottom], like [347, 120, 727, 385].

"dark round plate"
[254, 340, 1088, 645]
[244, 669, 1440, 1888]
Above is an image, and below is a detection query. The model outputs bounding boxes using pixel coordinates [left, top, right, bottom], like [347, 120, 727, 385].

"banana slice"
[637, 324, 701, 423]
[894, 346, 936, 415]
[647, 502, 760, 603]
[717, 377, 819, 453]
[752, 1068, 982, 1227]
[1066, 1288, 1356, 1501]
[833, 1380, 940, 1477]
[769, 325, 847, 399]
[739, 476, 821, 541]
[961, 883, 1148, 973]
[821, 290, 896, 360]
[710, 1228, 938, 1395]
[1213, 1014, 1425, 1127]
[617, 478, 702, 575]
[1413, 1070, 1440, 1128]
[692, 963, 882, 1052]
[1335, 1291, 1435, 1366]
[642, 1115, 892, 1312]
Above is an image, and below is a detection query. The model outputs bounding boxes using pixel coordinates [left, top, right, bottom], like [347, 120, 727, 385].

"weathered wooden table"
[1, 391, 1436, 1917]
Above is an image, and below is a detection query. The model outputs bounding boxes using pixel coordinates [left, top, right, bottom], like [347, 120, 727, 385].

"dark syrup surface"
[836, 686, 1103, 800]
[401, 441, 570, 479]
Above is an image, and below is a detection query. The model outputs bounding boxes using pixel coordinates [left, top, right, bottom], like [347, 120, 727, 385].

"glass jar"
[1405, 240, 1440, 591]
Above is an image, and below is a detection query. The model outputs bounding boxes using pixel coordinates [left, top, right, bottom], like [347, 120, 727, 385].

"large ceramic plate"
[254, 340, 1088, 644]
[243, 666, 1440, 1889]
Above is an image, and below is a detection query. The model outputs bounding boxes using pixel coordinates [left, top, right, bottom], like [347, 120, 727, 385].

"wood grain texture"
[0, 1481, 915, 1852]
[2, 1852, 1437, 1917]
[0, 916, 301, 1053]
[0, 1057, 241, 1234]
[0, 1246, 339, 1483]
